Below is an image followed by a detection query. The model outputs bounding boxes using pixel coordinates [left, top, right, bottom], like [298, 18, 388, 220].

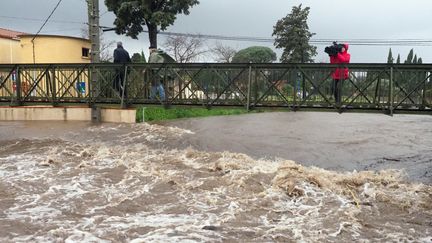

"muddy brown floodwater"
[161, 112, 432, 184]
[0, 112, 431, 242]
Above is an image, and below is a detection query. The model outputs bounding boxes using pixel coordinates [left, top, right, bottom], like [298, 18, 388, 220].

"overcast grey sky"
[1, 0, 431, 63]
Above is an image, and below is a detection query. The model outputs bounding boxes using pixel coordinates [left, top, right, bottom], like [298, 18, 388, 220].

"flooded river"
[0, 112, 431, 242]
[162, 112, 432, 184]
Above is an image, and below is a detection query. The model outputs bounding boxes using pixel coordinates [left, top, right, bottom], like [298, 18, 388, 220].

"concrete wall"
[0, 106, 136, 123]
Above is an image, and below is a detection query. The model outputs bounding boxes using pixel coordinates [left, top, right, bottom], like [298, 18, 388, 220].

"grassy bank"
[136, 106, 254, 122]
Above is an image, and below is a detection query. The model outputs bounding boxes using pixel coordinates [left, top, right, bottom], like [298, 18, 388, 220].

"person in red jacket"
[330, 43, 350, 103]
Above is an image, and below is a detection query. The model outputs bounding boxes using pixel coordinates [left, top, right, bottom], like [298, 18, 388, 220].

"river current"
[0, 112, 431, 242]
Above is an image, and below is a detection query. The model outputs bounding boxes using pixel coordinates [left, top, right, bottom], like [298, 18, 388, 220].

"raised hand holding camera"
[325, 41, 345, 56]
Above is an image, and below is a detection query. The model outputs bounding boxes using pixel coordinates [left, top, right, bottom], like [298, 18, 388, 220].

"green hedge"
[136, 106, 252, 122]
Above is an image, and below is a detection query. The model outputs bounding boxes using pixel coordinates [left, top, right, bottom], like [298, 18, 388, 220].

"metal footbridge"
[0, 63, 431, 115]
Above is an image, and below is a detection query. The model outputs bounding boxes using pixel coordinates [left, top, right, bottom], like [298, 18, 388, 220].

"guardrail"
[0, 63, 431, 114]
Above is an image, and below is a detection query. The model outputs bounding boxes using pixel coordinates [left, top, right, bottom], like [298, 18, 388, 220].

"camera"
[324, 42, 344, 56]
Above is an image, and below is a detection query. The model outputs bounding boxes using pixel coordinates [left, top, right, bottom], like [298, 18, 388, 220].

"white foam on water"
[104, 213, 203, 229]
[64, 229, 111, 243]
[1, 122, 431, 242]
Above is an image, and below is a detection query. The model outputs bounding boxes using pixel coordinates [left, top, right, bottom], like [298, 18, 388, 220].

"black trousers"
[332, 79, 343, 103]
[113, 70, 127, 98]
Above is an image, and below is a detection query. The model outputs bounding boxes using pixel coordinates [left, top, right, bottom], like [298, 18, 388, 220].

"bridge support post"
[246, 63, 252, 111]
[389, 66, 394, 116]
[120, 65, 128, 109]
[50, 66, 57, 106]
[421, 71, 427, 110]
[292, 70, 298, 111]
[91, 105, 101, 123]
[14, 66, 22, 106]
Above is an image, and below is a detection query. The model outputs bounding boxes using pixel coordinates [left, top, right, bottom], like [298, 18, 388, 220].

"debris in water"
[202, 225, 219, 231]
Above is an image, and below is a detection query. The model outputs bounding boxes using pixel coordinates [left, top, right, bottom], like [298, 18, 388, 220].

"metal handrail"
[0, 63, 430, 114]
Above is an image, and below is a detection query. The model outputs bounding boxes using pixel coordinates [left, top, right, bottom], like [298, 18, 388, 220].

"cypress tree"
[405, 49, 414, 64]
[387, 48, 394, 63]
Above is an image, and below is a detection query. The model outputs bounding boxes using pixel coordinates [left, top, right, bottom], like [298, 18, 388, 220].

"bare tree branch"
[162, 35, 207, 63]
[211, 42, 237, 63]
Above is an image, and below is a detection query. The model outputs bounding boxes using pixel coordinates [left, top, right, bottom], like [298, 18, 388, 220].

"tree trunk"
[148, 23, 158, 48]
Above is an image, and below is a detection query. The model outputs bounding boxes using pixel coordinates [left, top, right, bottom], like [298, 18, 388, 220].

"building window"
[82, 48, 90, 58]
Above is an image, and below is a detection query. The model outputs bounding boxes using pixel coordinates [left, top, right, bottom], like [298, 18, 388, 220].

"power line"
[31, 0, 64, 63]
[149, 30, 432, 46]
[100, 11, 109, 17]
[1, 13, 429, 46]
[0, 15, 85, 25]
[1, 13, 430, 46]
[102, 26, 432, 46]
[32, 0, 64, 41]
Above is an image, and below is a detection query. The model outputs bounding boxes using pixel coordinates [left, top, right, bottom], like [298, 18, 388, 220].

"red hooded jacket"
[330, 43, 350, 80]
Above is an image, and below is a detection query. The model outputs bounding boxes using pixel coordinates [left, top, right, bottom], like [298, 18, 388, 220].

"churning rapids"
[0, 112, 431, 242]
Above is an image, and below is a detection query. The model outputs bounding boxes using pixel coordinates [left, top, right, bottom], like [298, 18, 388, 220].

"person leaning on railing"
[329, 43, 350, 104]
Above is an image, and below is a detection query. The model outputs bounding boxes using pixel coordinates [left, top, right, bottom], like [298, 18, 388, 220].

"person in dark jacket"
[330, 43, 350, 104]
[113, 41, 131, 97]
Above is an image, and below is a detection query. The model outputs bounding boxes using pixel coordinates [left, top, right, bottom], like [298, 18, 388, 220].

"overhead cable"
[31, 0, 64, 64]
[31, 0, 64, 41]
[148, 30, 432, 46]
[0, 15, 84, 25]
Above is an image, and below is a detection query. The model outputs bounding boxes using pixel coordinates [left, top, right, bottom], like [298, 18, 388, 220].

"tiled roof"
[0, 28, 28, 39]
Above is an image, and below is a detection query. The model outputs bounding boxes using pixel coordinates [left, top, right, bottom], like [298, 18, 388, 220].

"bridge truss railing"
[0, 63, 431, 114]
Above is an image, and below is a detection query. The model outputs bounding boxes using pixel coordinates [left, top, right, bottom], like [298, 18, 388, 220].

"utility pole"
[88, 0, 100, 63]
[87, 0, 101, 121]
